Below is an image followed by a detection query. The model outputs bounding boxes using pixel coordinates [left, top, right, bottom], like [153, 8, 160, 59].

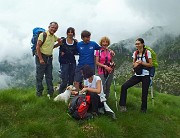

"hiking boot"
[119, 106, 127, 112]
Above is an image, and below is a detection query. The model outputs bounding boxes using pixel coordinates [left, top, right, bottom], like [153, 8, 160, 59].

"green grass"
[0, 87, 180, 138]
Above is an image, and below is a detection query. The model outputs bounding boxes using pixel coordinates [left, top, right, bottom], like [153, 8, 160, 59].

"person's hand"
[61, 52, 65, 56]
[104, 65, 113, 73]
[71, 91, 78, 95]
[110, 50, 115, 56]
[39, 59, 45, 64]
[133, 62, 139, 68]
[80, 88, 88, 94]
[58, 38, 63, 45]
[136, 60, 142, 64]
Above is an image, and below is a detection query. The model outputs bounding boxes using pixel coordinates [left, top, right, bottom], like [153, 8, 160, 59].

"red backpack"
[68, 95, 91, 120]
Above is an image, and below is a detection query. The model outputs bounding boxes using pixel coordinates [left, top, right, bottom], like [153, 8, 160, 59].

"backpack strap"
[32, 32, 47, 56]
[135, 48, 149, 63]
[96, 49, 101, 71]
[134, 50, 139, 61]
[98, 49, 102, 62]
[97, 49, 104, 74]
[42, 32, 47, 46]
[144, 49, 149, 63]
[98, 49, 111, 63]
[99, 49, 111, 78]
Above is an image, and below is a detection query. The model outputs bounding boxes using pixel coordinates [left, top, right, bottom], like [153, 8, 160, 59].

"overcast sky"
[0, 0, 180, 61]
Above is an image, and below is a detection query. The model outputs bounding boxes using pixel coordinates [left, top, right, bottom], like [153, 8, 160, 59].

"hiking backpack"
[144, 45, 158, 67]
[134, 46, 158, 67]
[134, 46, 158, 76]
[68, 94, 91, 120]
[31, 27, 47, 56]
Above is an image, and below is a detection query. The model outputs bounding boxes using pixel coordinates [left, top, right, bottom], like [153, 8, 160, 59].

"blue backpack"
[31, 27, 47, 56]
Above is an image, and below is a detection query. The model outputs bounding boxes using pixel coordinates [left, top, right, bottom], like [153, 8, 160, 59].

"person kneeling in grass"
[77, 65, 115, 118]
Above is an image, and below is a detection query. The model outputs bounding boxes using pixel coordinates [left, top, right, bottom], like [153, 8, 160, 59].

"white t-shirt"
[84, 75, 106, 102]
[132, 50, 152, 76]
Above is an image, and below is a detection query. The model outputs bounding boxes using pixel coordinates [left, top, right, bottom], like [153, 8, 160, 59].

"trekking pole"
[150, 77, 154, 107]
[113, 76, 118, 111]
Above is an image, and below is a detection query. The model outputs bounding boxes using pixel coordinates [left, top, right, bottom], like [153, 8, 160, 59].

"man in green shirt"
[36, 21, 61, 98]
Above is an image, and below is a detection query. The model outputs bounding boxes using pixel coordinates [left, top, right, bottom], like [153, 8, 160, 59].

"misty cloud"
[0, 74, 12, 89]
[124, 0, 180, 33]
[0, 0, 157, 61]
[1, 0, 180, 60]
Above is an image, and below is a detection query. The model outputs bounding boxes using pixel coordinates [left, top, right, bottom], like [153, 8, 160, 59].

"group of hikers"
[33, 21, 157, 117]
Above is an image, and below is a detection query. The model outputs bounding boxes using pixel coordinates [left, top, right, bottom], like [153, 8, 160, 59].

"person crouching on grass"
[79, 65, 106, 116]
[71, 65, 116, 118]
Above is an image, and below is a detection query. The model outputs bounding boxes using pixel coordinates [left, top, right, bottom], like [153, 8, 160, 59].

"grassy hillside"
[0, 87, 180, 138]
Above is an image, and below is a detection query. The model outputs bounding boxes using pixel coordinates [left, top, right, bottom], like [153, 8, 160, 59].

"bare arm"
[53, 38, 62, 48]
[142, 58, 152, 67]
[36, 40, 44, 64]
[133, 58, 152, 68]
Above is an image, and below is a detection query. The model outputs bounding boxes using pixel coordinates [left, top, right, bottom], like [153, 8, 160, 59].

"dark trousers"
[119, 75, 150, 110]
[59, 63, 76, 93]
[89, 92, 104, 113]
[35, 54, 54, 96]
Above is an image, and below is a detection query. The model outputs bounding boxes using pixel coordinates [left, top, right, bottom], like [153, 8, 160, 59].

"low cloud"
[0, 74, 12, 89]
[0, 0, 180, 61]
[124, 0, 180, 33]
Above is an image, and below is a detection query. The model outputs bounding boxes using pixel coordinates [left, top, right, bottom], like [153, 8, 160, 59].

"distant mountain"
[153, 34, 180, 62]
[111, 26, 170, 51]
[0, 54, 60, 89]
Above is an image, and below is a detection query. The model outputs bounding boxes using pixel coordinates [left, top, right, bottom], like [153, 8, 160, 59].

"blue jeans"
[35, 54, 54, 96]
[59, 63, 76, 93]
